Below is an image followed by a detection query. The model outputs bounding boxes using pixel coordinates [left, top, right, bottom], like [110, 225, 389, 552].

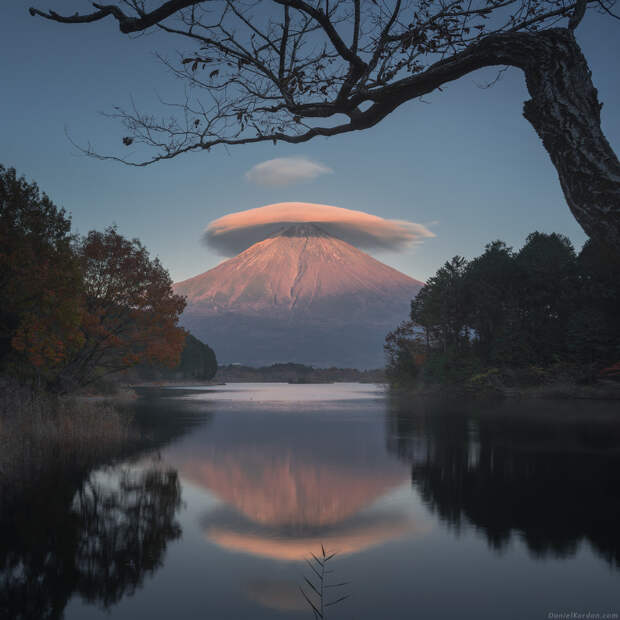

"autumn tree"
[0, 165, 84, 383]
[30, 0, 620, 249]
[55, 227, 187, 391]
[1, 167, 189, 392]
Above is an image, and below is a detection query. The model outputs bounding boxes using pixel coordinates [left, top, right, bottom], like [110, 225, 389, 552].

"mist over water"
[3, 384, 619, 619]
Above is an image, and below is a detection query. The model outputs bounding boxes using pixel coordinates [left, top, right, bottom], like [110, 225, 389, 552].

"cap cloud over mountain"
[204, 202, 435, 256]
[175, 215, 424, 367]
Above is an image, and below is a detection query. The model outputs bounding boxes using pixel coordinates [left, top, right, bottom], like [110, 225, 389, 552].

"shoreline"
[388, 380, 620, 401]
[75, 378, 620, 402]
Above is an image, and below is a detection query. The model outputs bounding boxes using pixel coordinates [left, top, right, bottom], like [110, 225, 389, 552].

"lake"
[2, 383, 619, 619]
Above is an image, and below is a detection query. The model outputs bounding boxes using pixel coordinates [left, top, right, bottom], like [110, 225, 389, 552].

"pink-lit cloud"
[204, 202, 435, 256]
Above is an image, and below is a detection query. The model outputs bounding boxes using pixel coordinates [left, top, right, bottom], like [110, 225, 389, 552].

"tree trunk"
[396, 28, 620, 251]
[520, 29, 620, 251]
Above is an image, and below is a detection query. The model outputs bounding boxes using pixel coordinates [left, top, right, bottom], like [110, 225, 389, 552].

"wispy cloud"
[204, 202, 436, 256]
[245, 157, 332, 186]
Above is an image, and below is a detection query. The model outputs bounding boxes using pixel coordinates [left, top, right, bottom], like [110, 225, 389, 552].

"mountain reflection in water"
[1, 385, 619, 620]
[163, 393, 423, 560]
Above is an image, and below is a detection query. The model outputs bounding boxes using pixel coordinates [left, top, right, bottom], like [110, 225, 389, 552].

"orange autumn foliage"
[0, 166, 84, 381]
[54, 227, 186, 389]
[1, 167, 187, 391]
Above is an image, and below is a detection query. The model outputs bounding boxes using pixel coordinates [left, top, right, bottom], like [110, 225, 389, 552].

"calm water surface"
[3, 383, 620, 619]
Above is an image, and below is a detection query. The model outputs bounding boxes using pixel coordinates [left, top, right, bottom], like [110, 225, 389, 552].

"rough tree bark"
[519, 30, 620, 251]
[383, 28, 620, 250]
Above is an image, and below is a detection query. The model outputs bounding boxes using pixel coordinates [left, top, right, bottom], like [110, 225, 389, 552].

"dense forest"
[0, 165, 215, 395]
[385, 232, 620, 390]
[126, 334, 217, 384]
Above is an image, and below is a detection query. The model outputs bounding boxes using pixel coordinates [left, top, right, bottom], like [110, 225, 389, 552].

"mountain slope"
[174, 224, 424, 367]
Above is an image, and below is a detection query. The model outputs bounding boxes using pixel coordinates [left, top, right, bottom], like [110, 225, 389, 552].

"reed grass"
[0, 378, 132, 487]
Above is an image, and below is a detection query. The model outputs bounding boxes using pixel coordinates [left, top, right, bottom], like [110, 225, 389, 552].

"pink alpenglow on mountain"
[174, 222, 424, 368]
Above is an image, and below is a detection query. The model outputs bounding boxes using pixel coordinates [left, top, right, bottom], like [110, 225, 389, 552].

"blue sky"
[2, 3, 620, 283]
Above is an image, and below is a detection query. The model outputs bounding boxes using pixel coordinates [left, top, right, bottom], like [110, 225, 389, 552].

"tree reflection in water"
[386, 398, 620, 568]
[0, 465, 182, 620]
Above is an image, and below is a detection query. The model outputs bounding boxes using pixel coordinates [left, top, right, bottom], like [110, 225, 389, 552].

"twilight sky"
[2, 3, 620, 282]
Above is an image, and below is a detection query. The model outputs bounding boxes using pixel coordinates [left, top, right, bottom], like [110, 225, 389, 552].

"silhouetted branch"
[30, 1, 199, 33]
[29, 0, 620, 247]
[29, 0, 597, 166]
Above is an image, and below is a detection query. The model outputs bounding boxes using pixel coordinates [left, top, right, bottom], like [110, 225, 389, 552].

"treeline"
[385, 232, 620, 389]
[216, 362, 385, 383]
[0, 165, 214, 394]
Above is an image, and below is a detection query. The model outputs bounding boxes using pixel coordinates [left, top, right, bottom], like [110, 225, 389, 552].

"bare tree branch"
[569, 0, 588, 27]
[29, 0, 620, 248]
[30, 1, 198, 33]
[29, 0, 602, 166]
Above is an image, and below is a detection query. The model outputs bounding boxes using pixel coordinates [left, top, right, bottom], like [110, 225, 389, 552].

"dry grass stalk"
[299, 545, 350, 619]
[0, 377, 132, 486]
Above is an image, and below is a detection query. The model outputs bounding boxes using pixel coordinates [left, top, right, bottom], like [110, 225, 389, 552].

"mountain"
[173, 223, 424, 368]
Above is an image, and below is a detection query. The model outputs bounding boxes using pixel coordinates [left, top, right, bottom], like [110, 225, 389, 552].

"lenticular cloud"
[203, 202, 435, 256]
[245, 157, 332, 186]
